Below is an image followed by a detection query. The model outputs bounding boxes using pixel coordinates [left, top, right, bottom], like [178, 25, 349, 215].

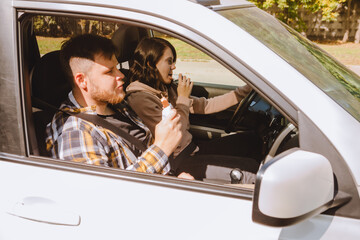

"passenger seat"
[111, 25, 149, 89]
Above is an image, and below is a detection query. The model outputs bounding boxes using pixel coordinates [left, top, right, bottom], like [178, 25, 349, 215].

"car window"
[151, 30, 298, 161]
[153, 31, 246, 89]
[218, 7, 360, 122]
[22, 13, 298, 189]
[34, 16, 119, 54]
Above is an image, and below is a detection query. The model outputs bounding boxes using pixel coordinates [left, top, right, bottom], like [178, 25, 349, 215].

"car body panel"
[279, 215, 360, 240]
[0, 0, 359, 238]
[0, 154, 281, 239]
[0, 0, 24, 155]
[14, 0, 360, 185]
[15, 0, 360, 210]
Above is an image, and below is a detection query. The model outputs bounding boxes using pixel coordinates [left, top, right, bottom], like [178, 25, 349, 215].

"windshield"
[218, 7, 360, 122]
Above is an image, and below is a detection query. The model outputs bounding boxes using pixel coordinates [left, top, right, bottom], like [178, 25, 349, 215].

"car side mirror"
[252, 148, 350, 227]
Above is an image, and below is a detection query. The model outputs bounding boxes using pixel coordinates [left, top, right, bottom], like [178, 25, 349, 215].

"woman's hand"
[177, 73, 193, 98]
[234, 84, 252, 101]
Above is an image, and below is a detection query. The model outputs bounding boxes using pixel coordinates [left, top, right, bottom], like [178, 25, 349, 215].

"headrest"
[31, 50, 71, 108]
[111, 25, 149, 64]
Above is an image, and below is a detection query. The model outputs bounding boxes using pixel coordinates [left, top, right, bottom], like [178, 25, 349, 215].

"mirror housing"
[252, 149, 348, 227]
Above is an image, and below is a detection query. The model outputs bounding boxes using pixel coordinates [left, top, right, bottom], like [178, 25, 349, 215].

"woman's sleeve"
[128, 91, 193, 157]
[175, 95, 191, 128]
[174, 92, 193, 156]
[190, 84, 251, 114]
[127, 92, 163, 135]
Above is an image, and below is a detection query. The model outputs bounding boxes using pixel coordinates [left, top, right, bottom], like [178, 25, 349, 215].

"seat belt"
[72, 112, 147, 152]
[168, 141, 197, 175]
[32, 97, 146, 152]
[74, 110, 197, 174]
[33, 97, 195, 174]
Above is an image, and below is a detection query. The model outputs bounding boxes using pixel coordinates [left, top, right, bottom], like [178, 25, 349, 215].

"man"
[46, 34, 192, 178]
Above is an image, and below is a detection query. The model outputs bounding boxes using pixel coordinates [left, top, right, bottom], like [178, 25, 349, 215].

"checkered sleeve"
[46, 101, 170, 173]
[57, 128, 108, 166]
[126, 144, 169, 173]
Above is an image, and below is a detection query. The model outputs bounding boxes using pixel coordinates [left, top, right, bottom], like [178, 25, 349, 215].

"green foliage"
[33, 15, 118, 37]
[249, 0, 345, 32]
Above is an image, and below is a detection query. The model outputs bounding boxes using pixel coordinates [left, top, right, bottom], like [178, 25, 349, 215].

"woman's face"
[156, 47, 176, 85]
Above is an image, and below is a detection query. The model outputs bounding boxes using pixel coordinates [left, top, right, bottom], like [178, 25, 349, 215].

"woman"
[126, 37, 252, 158]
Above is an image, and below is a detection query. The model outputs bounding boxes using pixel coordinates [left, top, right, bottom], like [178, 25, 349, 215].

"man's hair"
[60, 34, 118, 85]
[128, 37, 176, 90]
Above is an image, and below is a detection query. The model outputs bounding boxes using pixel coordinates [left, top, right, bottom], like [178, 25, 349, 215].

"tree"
[33, 16, 120, 37]
[250, 0, 346, 34]
[341, 0, 352, 42]
[341, 0, 360, 43]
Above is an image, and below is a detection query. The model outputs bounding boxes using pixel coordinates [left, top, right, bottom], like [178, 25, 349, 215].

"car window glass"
[24, 13, 298, 189]
[151, 30, 298, 164]
[153, 31, 246, 89]
[218, 7, 360, 122]
[34, 16, 120, 55]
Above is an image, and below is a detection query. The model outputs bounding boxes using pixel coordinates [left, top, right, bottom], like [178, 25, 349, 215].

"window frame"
[13, 0, 360, 222]
[17, 8, 259, 200]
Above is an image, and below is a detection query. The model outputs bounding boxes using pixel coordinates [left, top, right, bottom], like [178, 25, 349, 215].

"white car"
[0, 0, 359, 239]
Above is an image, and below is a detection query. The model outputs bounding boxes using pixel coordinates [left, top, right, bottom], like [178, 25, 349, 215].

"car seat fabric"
[31, 50, 71, 156]
[31, 50, 71, 109]
[111, 25, 149, 89]
[30, 27, 148, 156]
[111, 25, 149, 64]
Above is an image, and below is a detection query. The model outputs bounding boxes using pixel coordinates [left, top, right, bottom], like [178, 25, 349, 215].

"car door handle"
[7, 196, 81, 226]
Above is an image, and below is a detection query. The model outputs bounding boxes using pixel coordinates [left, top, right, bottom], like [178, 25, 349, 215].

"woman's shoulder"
[126, 81, 161, 96]
[127, 90, 159, 102]
[126, 88, 163, 121]
[126, 90, 163, 109]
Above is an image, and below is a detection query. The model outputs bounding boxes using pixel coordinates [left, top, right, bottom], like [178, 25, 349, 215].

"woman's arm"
[127, 92, 163, 135]
[128, 89, 193, 157]
[190, 84, 251, 114]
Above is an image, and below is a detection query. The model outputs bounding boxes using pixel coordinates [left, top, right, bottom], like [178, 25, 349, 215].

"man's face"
[87, 53, 125, 105]
[156, 47, 176, 85]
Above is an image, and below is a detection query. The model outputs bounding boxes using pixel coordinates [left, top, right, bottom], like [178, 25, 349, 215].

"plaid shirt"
[46, 91, 170, 174]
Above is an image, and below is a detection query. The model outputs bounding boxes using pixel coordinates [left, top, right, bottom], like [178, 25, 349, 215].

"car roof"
[189, 0, 255, 9]
[18, 0, 254, 10]
[7, 0, 360, 184]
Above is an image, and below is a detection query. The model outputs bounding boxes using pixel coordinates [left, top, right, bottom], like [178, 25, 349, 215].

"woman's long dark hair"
[128, 37, 176, 90]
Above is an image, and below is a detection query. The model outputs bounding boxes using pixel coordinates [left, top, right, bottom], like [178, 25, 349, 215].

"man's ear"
[74, 72, 87, 90]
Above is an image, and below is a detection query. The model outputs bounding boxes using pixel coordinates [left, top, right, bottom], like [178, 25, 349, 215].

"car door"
[0, 0, 359, 239]
[119, 1, 360, 238]
[0, 157, 282, 239]
[0, 1, 280, 239]
[152, 19, 360, 239]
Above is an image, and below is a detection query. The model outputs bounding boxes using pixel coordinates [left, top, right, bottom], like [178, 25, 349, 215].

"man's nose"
[171, 62, 176, 70]
[116, 68, 125, 80]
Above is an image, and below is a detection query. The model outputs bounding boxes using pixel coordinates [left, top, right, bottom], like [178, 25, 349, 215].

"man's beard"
[89, 85, 125, 105]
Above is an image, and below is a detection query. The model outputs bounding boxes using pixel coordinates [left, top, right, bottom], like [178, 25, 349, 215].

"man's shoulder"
[50, 99, 99, 133]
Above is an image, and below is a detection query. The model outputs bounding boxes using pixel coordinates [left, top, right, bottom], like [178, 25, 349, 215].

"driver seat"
[31, 50, 71, 156]
[30, 26, 149, 156]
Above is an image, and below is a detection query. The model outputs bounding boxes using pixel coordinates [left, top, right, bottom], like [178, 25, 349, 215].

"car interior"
[21, 13, 299, 186]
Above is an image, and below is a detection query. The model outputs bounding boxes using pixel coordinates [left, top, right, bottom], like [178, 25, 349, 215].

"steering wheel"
[225, 90, 257, 133]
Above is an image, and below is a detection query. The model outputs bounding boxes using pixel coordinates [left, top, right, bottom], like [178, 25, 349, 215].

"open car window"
[152, 31, 244, 88]
[23, 13, 299, 189]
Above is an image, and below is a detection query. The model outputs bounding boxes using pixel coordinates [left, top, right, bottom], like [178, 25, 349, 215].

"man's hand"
[177, 73, 193, 98]
[153, 109, 182, 157]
